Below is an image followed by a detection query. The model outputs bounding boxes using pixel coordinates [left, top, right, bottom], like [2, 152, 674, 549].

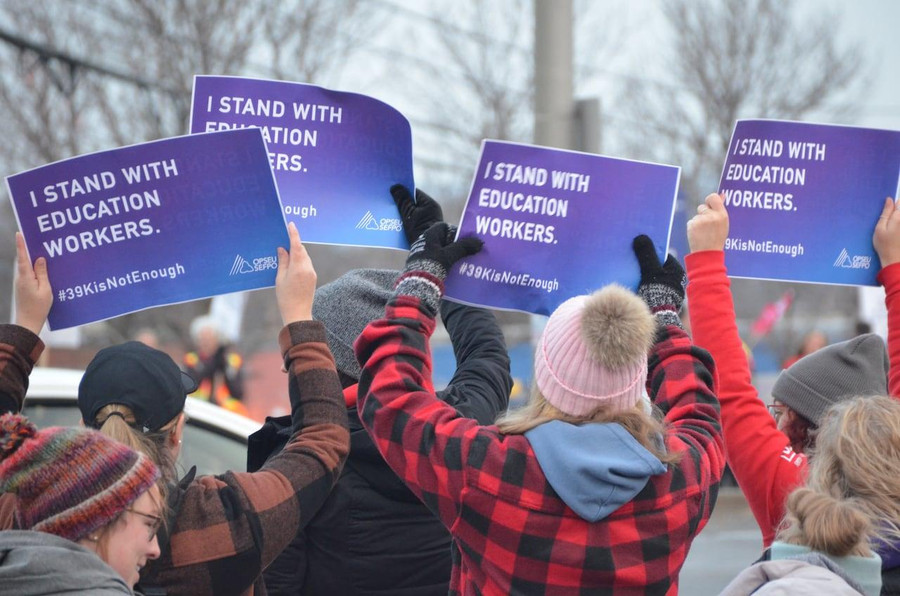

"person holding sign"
[685, 193, 900, 591]
[353, 225, 723, 594]
[255, 187, 512, 596]
[0, 226, 351, 596]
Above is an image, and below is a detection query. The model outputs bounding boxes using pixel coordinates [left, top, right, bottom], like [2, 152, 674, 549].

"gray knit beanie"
[312, 269, 399, 380]
[772, 333, 888, 425]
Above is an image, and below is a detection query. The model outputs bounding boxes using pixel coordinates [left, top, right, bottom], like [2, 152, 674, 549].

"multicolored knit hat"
[0, 413, 159, 542]
[535, 285, 656, 417]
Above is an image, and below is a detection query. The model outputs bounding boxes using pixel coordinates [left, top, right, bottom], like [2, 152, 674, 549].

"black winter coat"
[250, 300, 512, 595]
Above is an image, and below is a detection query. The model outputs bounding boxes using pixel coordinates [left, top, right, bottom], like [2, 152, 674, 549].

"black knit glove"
[633, 234, 685, 329]
[395, 222, 483, 312]
[391, 184, 444, 245]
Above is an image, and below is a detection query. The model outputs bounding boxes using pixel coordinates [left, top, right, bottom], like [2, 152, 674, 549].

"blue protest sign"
[443, 140, 680, 316]
[719, 119, 900, 286]
[190, 75, 413, 250]
[7, 129, 288, 330]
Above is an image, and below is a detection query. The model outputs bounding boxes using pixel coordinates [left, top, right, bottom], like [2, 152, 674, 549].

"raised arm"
[438, 300, 511, 424]
[874, 197, 900, 397]
[164, 224, 350, 592]
[355, 222, 485, 528]
[393, 183, 512, 422]
[632, 233, 724, 486]
[684, 194, 801, 546]
[0, 233, 51, 415]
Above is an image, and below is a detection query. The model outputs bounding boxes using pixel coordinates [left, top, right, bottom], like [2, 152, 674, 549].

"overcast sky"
[582, 0, 900, 131]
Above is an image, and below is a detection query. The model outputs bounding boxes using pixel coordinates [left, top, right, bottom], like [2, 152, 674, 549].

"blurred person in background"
[781, 329, 828, 370]
[184, 314, 248, 416]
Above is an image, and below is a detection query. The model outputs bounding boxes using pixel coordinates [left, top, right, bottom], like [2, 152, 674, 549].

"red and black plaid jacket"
[355, 296, 724, 595]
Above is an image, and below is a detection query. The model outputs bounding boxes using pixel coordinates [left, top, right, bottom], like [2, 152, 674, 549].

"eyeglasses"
[127, 508, 163, 542]
[767, 404, 786, 423]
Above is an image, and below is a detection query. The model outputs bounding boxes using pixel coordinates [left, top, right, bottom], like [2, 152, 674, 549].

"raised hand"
[632, 234, 685, 328]
[14, 232, 51, 335]
[874, 197, 900, 268]
[687, 193, 730, 253]
[391, 184, 444, 245]
[275, 223, 316, 325]
[394, 222, 482, 313]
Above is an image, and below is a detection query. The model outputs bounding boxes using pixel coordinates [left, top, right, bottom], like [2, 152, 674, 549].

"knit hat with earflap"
[535, 285, 656, 417]
[313, 269, 400, 381]
[772, 333, 888, 425]
[0, 413, 159, 542]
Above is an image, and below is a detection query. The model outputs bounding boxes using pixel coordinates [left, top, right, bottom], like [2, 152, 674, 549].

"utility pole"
[534, 0, 574, 151]
[531, 0, 574, 352]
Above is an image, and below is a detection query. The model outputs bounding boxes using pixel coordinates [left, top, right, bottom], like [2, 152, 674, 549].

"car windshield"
[23, 402, 247, 476]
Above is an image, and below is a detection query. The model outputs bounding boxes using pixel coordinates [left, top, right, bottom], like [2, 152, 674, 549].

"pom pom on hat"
[0, 414, 36, 459]
[535, 285, 655, 417]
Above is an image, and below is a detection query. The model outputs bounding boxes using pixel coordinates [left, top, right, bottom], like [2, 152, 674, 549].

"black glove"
[633, 234, 685, 329]
[391, 184, 444, 245]
[395, 222, 483, 313]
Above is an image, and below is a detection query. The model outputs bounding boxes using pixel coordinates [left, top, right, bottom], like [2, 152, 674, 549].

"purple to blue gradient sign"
[444, 140, 680, 316]
[190, 75, 413, 250]
[719, 120, 900, 286]
[7, 129, 288, 330]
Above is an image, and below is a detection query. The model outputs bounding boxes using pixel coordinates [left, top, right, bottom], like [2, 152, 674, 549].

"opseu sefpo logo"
[833, 248, 871, 270]
[229, 254, 278, 275]
[355, 211, 403, 232]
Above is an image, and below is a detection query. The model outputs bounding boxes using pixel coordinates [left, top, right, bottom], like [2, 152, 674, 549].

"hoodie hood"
[0, 530, 132, 595]
[771, 541, 882, 596]
[525, 420, 666, 522]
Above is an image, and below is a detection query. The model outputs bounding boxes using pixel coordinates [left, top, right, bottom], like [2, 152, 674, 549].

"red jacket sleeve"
[877, 262, 900, 397]
[685, 250, 806, 547]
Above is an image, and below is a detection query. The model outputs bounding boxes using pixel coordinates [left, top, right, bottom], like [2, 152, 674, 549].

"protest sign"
[719, 119, 900, 286]
[7, 128, 288, 330]
[443, 140, 680, 316]
[190, 75, 413, 250]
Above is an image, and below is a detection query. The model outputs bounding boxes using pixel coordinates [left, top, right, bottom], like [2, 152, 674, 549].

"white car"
[24, 367, 261, 476]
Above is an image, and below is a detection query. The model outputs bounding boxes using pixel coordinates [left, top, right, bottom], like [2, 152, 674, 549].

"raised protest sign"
[7, 129, 288, 330]
[190, 75, 413, 250]
[719, 119, 900, 286]
[443, 140, 680, 316]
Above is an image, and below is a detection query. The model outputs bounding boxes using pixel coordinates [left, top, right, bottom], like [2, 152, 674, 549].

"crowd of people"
[0, 186, 898, 595]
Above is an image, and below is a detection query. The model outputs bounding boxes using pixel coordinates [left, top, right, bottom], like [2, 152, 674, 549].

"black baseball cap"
[78, 341, 198, 433]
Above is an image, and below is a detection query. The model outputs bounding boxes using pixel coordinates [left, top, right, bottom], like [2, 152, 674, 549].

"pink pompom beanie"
[534, 285, 656, 417]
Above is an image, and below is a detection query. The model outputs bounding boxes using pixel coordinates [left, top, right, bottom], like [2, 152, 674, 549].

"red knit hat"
[0, 413, 159, 541]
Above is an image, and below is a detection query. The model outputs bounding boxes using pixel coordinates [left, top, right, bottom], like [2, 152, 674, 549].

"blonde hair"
[778, 395, 900, 555]
[496, 387, 681, 466]
[95, 404, 180, 488]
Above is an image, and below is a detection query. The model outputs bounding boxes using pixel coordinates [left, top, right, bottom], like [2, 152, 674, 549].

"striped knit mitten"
[395, 223, 482, 313]
[632, 234, 685, 330]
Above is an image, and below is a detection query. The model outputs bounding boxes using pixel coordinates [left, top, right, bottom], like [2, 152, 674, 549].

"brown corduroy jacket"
[0, 322, 350, 596]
